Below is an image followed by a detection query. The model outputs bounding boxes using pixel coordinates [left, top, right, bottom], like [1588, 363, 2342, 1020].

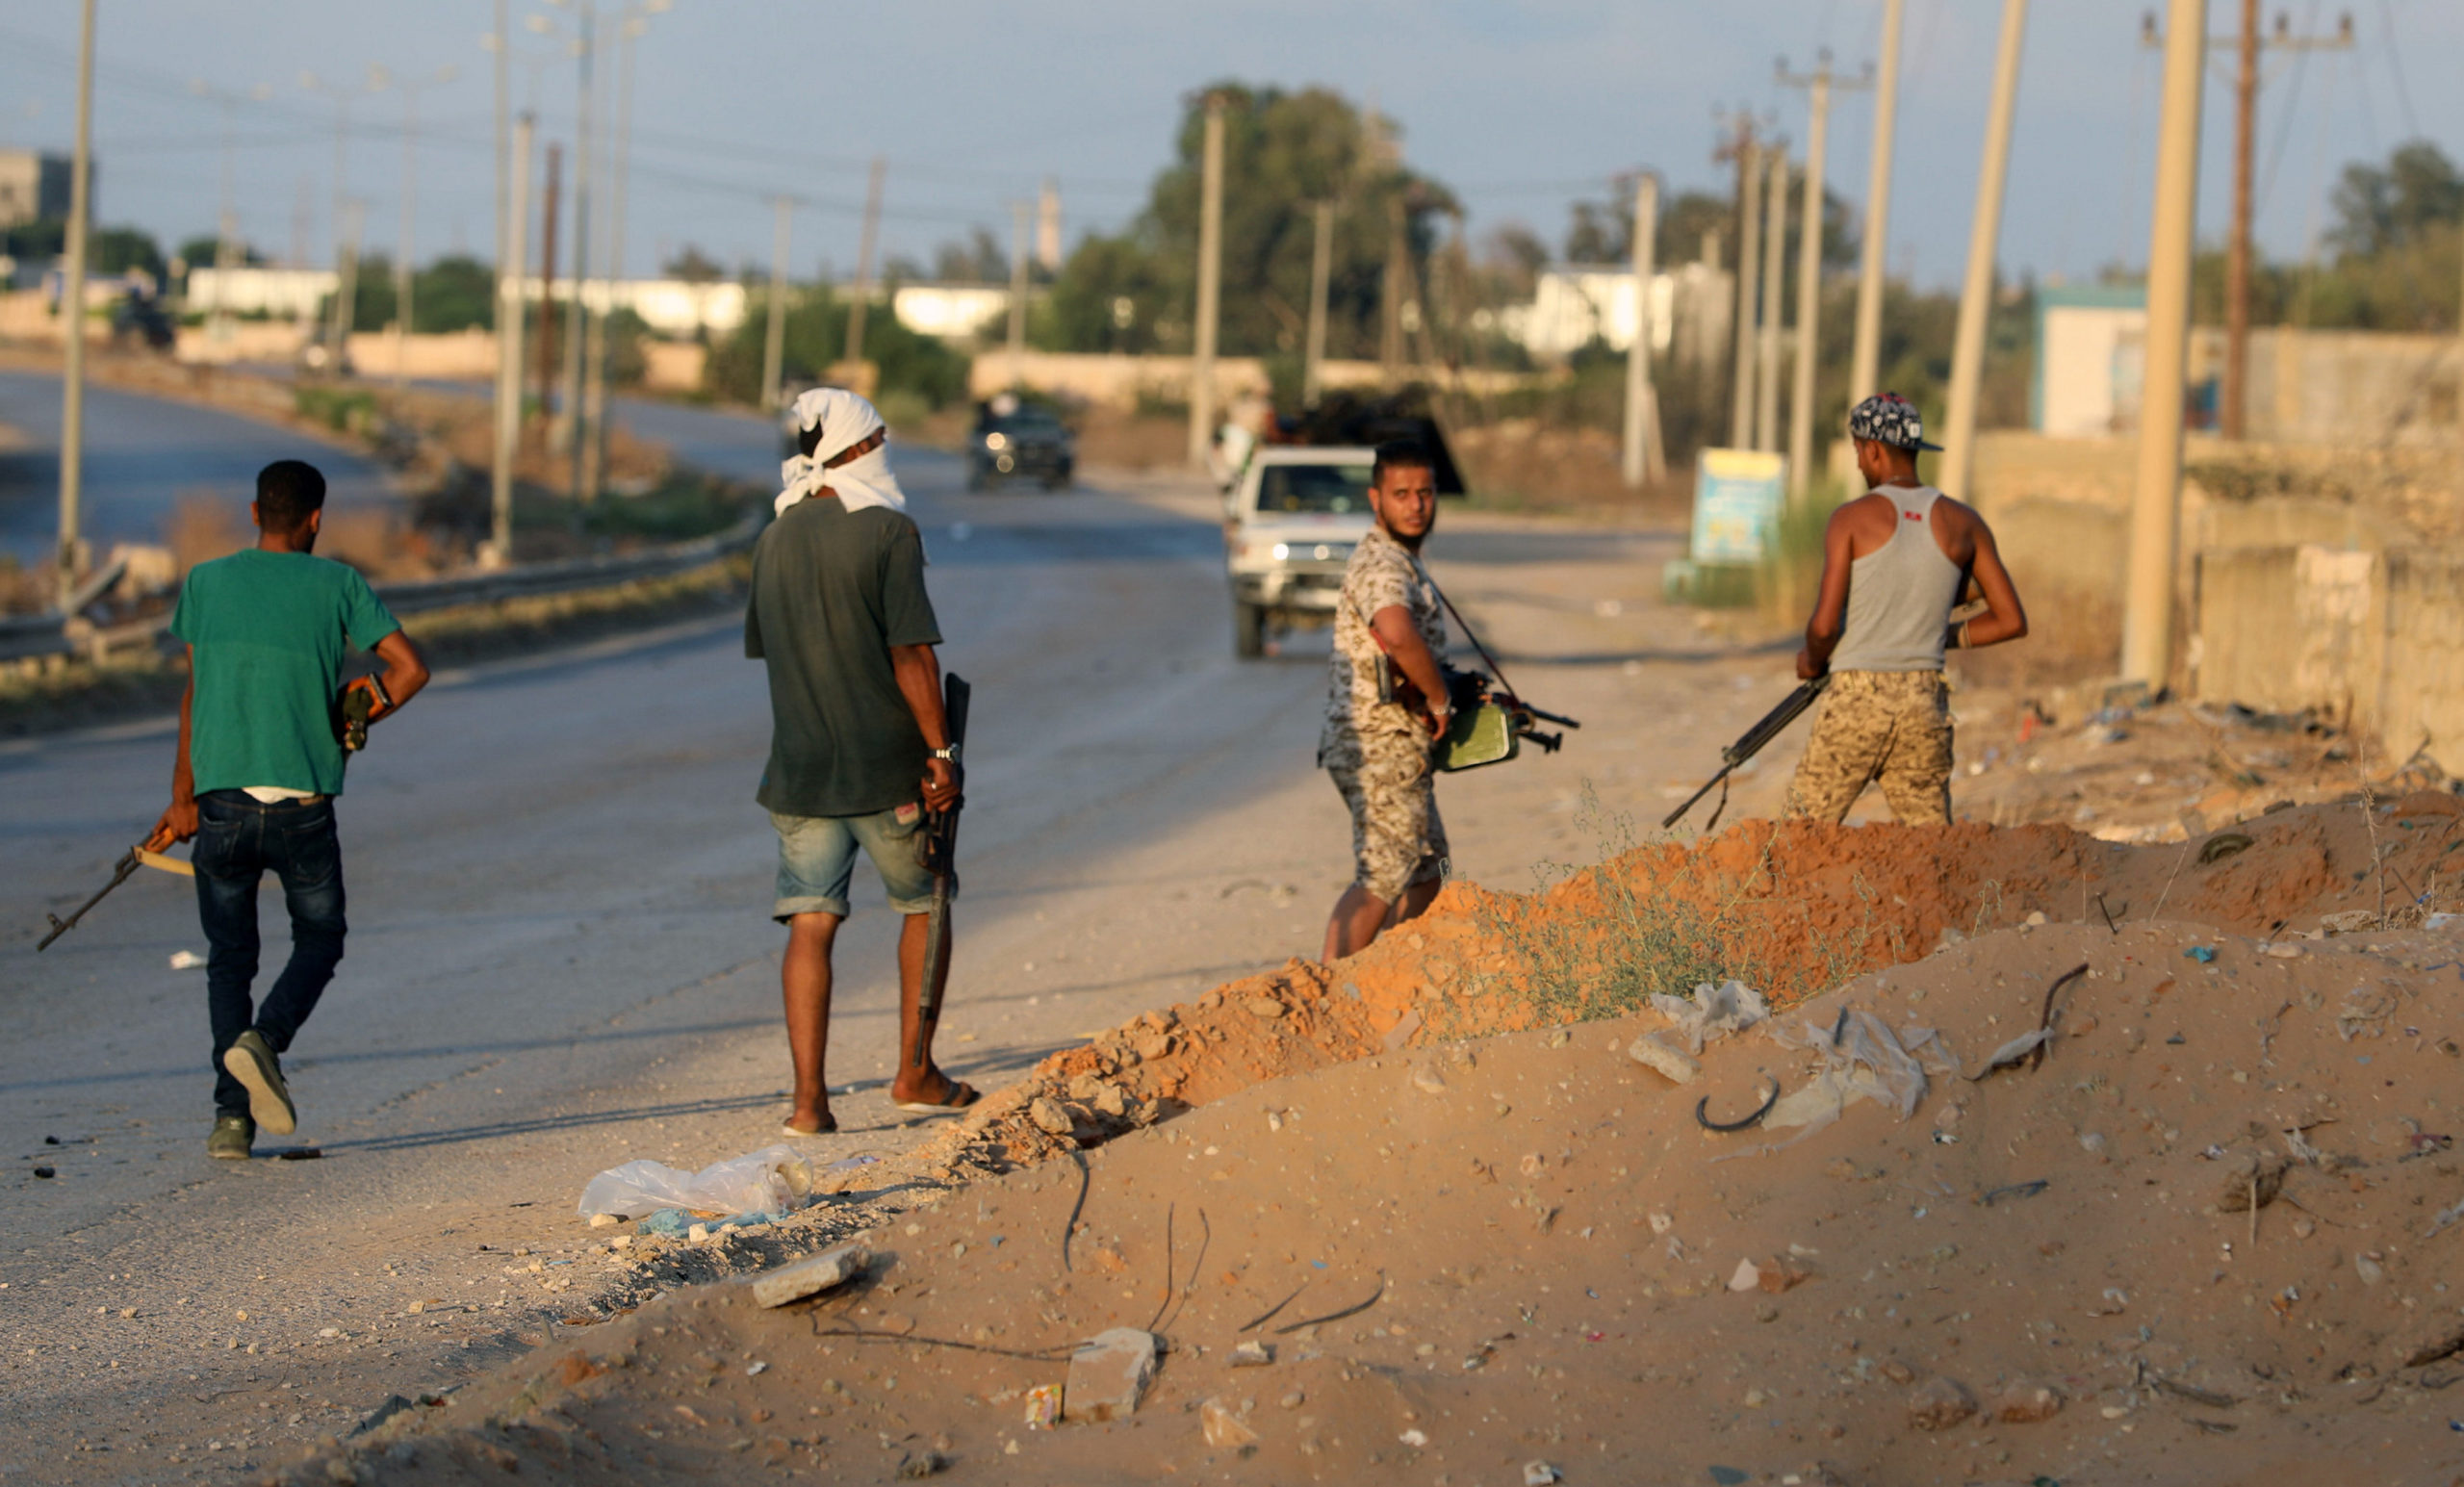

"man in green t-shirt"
[148, 460, 430, 1160]
[749, 388, 973, 1137]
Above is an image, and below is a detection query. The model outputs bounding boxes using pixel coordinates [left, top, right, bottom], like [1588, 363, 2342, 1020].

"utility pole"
[584, 7, 648, 505]
[56, 0, 95, 593]
[1721, 125, 1763, 449]
[1939, 0, 2030, 502]
[1621, 172, 1663, 489]
[492, 113, 532, 566]
[1188, 91, 1226, 472]
[190, 82, 268, 352]
[2142, 5, 2352, 441]
[2122, 0, 2210, 686]
[1849, 0, 1907, 405]
[1777, 53, 1869, 498]
[1755, 144, 1789, 454]
[1302, 199, 1334, 408]
[561, 1, 597, 498]
[335, 200, 367, 370]
[302, 68, 385, 370]
[843, 155, 886, 370]
[533, 143, 561, 418]
[760, 196, 794, 412]
[1007, 197, 1031, 387]
[490, 0, 515, 514]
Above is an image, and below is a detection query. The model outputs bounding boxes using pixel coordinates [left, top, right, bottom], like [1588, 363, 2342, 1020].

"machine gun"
[912, 673, 971, 1068]
[38, 842, 195, 951]
[1660, 675, 1833, 831]
[1414, 577, 1580, 773]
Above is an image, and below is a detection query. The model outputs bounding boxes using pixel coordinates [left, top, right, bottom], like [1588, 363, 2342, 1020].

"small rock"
[1743, 1387, 1769, 1406]
[1243, 997, 1287, 1020]
[1229, 1340, 1274, 1368]
[1278, 1390, 1304, 1409]
[745, 1361, 768, 1376]
[1523, 1463, 1561, 1486]
[897, 1449, 949, 1478]
[1028, 1097, 1075, 1137]
[2292, 1217, 2317, 1239]
[1906, 1375, 1977, 1431]
[1757, 1258, 1812, 1294]
[1992, 1380, 2064, 1423]
[1729, 1259, 1763, 1293]
[1648, 1211, 1674, 1235]
[1411, 1064, 1448, 1095]
[1200, 1397, 1259, 1449]
[2320, 909, 2376, 935]
[1628, 1032, 1701, 1086]
[1880, 1359, 1916, 1385]
[2023, 910, 2048, 926]
[1134, 1033, 1172, 1062]
[748, 1243, 870, 1309]
[587, 1213, 618, 1228]
[2355, 1253, 2385, 1286]
[1064, 1328, 1160, 1422]
[1089, 1082, 1128, 1117]
[2265, 942, 2304, 960]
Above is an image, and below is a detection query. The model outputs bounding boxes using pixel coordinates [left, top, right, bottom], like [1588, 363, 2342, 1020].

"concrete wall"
[964, 350, 1544, 407]
[2197, 542, 2464, 774]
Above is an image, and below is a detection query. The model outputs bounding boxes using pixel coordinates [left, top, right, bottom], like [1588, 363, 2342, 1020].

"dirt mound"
[270, 802, 2464, 1485]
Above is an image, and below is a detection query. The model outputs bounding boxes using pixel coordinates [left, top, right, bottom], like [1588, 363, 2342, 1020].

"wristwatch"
[930, 745, 962, 763]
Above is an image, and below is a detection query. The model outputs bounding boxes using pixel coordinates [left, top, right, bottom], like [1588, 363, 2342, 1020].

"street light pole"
[1848, 0, 1906, 406]
[57, 0, 96, 594]
[1621, 171, 1661, 489]
[1188, 91, 1226, 472]
[2122, 0, 2210, 686]
[561, 1, 597, 498]
[760, 196, 793, 411]
[1302, 199, 1333, 408]
[1755, 141, 1788, 455]
[388, 64, 457, 393]
[1777, 52, 1869, 498]
[1938, 0, 2030, 503]
[493, 112, 533, 566]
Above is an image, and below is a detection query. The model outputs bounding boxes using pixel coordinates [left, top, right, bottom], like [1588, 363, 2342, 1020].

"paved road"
[0, 370, 394, 572]
[0, 389, 1764, 1479]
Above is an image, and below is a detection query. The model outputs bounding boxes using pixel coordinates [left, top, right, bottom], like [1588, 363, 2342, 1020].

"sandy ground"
[273, 798, 2464, 1487]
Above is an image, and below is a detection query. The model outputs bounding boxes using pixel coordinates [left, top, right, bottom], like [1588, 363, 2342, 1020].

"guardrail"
[2, 515, 763, 666]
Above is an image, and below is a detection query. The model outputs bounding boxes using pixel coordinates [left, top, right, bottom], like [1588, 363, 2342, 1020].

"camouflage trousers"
[1323, 728, 1450, 904]
[1784, 669, 1954, 826]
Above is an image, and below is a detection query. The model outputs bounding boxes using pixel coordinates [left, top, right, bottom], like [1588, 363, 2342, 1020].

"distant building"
[889, 281, 1031, 343]
[1502, 262, 1733, 378]
[2033, 284, 2147, 436]
[0, 148, 73, 231]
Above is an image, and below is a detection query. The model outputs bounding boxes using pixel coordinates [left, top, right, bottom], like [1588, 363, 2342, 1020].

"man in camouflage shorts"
[1785, 394, 2028, 824]
[1320, 443, 1451, 960]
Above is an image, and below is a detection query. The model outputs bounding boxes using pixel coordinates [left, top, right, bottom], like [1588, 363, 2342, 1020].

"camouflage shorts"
[1324, 729, 1449, 904]
[1784, 670, 1954, 825]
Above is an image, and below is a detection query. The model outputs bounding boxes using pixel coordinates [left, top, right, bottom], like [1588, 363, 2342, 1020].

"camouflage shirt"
[1321, 525, 1446, 759]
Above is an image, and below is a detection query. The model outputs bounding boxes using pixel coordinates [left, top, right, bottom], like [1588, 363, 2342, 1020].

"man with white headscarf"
[747, 388, 975, 1135]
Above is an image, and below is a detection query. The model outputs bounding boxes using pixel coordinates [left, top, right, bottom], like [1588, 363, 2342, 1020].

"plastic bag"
[1646, 980, 1771, 1054]
[1761, 1008, 1932, 1137]
[577, 1143, 814, 1220]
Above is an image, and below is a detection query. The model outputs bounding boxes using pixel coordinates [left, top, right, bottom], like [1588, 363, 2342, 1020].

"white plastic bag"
[1761, 1008, 1931, 1136]
[577, 1143, 815, 1220]
[1646, 980, 1771, 1054]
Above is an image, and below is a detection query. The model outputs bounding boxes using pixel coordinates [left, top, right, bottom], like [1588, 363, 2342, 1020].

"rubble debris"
[1063, 1328, 1159, 1422]
[1906, 1376, 1978, 1431]
[1627, 1031, 1702, 1085]
[748, 1243, 869, 1309]
[1199, 1397, 1259, 1449]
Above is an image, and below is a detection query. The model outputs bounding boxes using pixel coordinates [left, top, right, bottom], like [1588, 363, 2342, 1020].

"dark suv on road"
[966, 402, 1074, 491]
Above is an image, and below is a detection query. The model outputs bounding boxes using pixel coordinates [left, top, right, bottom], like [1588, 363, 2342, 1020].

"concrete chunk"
[748, 1242, 869, 1309]
[1629, 1032, 1702, 1085]
[1064, 1327, 1160, 1422]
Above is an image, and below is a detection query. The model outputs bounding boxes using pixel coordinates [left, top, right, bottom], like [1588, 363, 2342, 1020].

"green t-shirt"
[746, 499, 943, 818]
[169, 549, 401, 797]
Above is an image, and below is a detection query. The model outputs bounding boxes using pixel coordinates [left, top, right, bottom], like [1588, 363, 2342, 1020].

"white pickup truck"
[1220, 445, 1379, 658]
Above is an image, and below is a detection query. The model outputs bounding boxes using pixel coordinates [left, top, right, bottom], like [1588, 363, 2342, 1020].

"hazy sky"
[3, 1, 2458, 293]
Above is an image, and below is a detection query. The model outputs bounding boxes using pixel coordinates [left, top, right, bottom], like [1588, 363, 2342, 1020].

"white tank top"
[1830, 485, 1964, 674]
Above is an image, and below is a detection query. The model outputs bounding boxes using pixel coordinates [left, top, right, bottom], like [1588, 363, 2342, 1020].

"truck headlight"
[1271, 543, 1291, 560]
[985, 431, 1009, 450]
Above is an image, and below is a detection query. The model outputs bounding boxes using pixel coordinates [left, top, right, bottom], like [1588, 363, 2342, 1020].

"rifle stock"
[1659, 675, 1831, 831]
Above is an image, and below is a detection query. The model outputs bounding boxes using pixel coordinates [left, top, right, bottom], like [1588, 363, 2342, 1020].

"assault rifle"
[912, 672, 970, 1067]
[1660, 674, 1832, 831]
[38, 842, 195, 951]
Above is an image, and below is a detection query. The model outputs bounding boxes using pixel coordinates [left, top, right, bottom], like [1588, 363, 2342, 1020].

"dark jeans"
[193, 789, 347, 1115]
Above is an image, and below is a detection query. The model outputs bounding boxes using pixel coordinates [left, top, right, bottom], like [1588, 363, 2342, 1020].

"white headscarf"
[776, 386, 909, 518]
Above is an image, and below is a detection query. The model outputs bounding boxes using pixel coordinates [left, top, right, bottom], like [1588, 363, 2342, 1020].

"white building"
[1503, 262, 1733, 375]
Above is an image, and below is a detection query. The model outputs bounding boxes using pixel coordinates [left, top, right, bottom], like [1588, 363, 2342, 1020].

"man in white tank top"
[1784, 394, 2028, 825]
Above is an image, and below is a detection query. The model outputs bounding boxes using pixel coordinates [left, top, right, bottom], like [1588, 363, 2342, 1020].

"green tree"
[2329, 139, 2464, 257]
[89, 225, 167, 280]
[704, 283, 968, 408]
[412, 255, 496, 332]
[1033, 83, 1457, 362]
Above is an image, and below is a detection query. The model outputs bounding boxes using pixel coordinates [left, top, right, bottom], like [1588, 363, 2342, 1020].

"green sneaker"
[221, 1030, 296, 1136]
[207, 1114, 254, 1160]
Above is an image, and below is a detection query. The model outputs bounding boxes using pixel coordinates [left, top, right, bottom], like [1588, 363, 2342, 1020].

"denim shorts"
[769, 802, 939, 921]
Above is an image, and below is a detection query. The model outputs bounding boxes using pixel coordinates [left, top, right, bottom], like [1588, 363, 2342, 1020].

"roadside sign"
[1688, 449, 1788, 565]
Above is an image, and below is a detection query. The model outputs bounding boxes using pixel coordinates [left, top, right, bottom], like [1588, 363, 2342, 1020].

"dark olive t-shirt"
[746, 498, 943, 818]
